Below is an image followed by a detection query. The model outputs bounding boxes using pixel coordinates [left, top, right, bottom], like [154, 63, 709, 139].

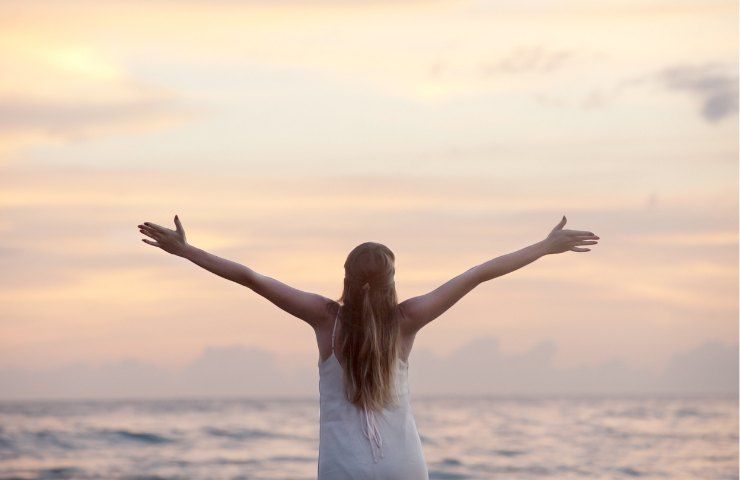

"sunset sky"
[1, 0, 737, 397]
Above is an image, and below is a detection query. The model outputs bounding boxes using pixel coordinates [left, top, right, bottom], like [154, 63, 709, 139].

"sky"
[0, 0, 737, 398]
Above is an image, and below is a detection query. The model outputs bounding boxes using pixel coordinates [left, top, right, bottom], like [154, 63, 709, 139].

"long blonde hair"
[335, 242, 401, 413]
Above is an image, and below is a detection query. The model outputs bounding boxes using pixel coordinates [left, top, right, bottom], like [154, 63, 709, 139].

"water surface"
[0, 395, 736, 479]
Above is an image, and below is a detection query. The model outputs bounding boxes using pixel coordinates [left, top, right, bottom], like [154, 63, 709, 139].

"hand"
[138, 215, 189, 256]
[543, 215, 599, 254]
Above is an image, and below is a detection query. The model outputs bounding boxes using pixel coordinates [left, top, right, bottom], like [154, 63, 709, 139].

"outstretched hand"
[138, 215, 189, 256]
[543, 215, 599, 254]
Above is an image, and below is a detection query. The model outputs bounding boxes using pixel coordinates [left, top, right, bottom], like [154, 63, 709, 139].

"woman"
[137, 215, 599, 479]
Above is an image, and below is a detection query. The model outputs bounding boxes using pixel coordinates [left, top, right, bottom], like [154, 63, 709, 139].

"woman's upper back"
[315, 302, 416, 367]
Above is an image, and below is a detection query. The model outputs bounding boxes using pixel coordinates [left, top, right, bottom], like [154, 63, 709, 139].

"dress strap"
[331, 306, 339, 354]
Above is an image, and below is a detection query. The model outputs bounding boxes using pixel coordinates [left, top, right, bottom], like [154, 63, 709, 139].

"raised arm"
[138, 215, 332, 329]
[399, 216, 599, 334]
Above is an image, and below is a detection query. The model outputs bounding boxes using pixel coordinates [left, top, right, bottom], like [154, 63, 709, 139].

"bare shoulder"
[396, 301, 415, 336]
[395, 266, 481, 334]
[314, 300, 340, 334]
[394, 303, 416, 361]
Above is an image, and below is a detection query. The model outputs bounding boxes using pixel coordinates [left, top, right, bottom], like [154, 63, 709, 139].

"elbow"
[470, 264, 486, 285]
[239, 270, 259, 290]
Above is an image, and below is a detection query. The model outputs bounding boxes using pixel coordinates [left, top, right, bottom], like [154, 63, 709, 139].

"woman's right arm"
[399, 216, 599, 334]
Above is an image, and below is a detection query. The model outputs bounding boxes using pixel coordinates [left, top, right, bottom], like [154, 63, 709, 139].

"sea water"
[0, 395, 736, 479]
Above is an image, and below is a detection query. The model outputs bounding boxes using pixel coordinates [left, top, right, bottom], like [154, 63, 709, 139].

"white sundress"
[317, 306, 429, 479]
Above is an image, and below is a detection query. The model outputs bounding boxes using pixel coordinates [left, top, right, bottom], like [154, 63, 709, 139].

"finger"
[143, 222, 171, 234]
[574, 234, 600, 240]
[574, 240, 598, 246]
[142, 239, 161, 248]
[568, 229, 596, 236]
[570, 246, 590, 252]
[174, 214, 184, 235]
[139, 225, 162, 240]
[137, 224, 157, 232]
[139, 228, 158, 240]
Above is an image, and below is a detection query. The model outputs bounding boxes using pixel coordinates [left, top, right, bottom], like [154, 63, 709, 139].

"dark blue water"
[0, 395, 736, 479]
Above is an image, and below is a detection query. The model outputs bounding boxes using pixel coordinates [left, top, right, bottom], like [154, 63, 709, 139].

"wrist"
[179, 243, 198, 259]
[536, 239, 553, 256]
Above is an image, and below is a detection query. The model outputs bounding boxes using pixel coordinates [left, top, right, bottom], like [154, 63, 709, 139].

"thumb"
[174, 214, 185, 234]
[554, 215, 566, 230]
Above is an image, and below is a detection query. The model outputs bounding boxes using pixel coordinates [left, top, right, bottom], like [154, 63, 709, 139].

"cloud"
[655, 340, 740, 393]
[655, 63, 738, 122]
[0, 345, 316, 399]
[0, 29, 197, 157]
[610, 62, 739, 122]
[0, 91, 193, 142]
[536, 62, 739, 122]
[411, 338, 738, 396]
[480, 46, 575, 76]
[1, 339, 735, 399]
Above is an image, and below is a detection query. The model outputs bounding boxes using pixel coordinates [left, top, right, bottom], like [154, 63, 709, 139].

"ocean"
[0, 395, 736, 479]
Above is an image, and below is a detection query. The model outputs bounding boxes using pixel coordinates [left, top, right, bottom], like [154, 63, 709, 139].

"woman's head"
[341, 241, 396, 295]
[336, 242, 401, 412]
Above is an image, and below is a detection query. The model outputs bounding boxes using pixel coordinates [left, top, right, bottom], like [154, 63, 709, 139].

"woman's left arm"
[138, 216, 332, 329]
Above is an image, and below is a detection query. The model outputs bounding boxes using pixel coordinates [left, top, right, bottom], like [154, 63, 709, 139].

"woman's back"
[317, 306, 429, 479]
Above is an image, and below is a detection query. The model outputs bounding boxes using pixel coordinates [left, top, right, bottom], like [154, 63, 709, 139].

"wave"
[615, 466, 643, 477]
[674, 407, 726, 419]
[203, 426, 276, 440]
[31, 430, 77, 450]
[491, 449, 525, 457]
[98, 429, 174, 444]
[0, 465, 87, 480]
[427, 471, 468, 480]
[438, 457, 462, 467]
[202, 427, 309, 442]
[265, 455, 314, 463]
